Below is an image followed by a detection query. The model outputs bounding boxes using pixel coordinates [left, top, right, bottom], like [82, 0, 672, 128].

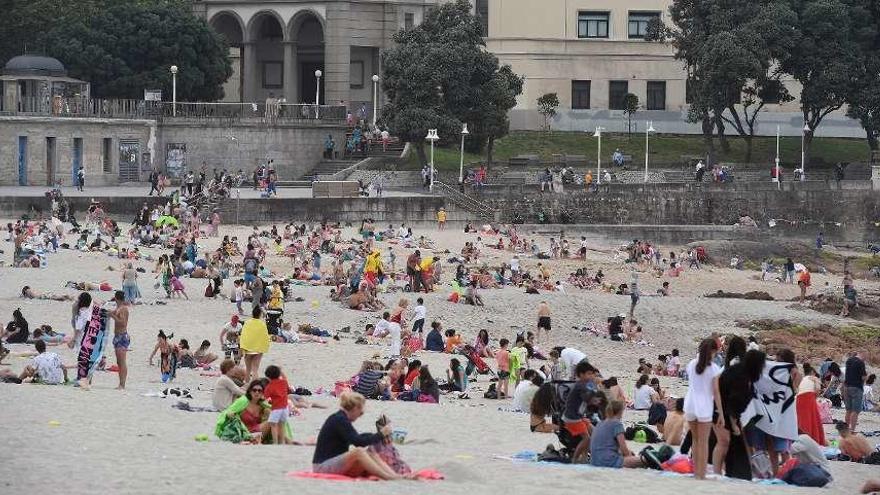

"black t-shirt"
[562, 381, 596, 421]
[844, 356, 866, 387]
[718, 362, 752, 426]
[608, 316, 624, 336]
[312, 410, 382, 465]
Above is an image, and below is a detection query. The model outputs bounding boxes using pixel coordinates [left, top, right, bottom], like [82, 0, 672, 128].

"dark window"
[646, 81, 666, 110]
[103, 138, 112, 173]
[609, 81, 628, 110]
[571, 80, 591, 109]
[404, 13, 414, 30]
[262, 61, 283, 89]
[476, 0, 489, 36]
[760, 79, 784, 104]
[578, 12, 609, 39]
[628, 12, 660, 39]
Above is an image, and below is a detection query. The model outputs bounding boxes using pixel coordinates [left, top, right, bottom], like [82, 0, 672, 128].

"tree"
[381, 0, 523, 167]
[536, 93, 559, 132]
[0, 0, 232, 101]
[779, 0, 861, 165]
[623, 93, 639, 137]
[845, 0, 880, 151]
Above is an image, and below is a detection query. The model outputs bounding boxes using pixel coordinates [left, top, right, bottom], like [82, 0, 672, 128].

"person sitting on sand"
[444, 329, 463, 353]
[213, 359, 246, 411]
[463, 281, 484, 306]
[215, 379, 272, 443]
[424, 321, 444, 352]
[662, 398, 686, 445]
[474, 329, 494, 358]
[836, 422, 874, 462]
[194, 339, 219, 366]
[18, 340, 68, 384]
[602, 377, 630, 406]
[590, 400, 648, 468]
[312, 391, 405, 479]
[529, 382, 560, 433]
[513, 369, 542, 411]
[442, 358, 468, 395]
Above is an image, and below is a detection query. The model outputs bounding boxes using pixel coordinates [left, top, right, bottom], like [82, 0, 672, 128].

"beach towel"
[741, 360, 798, 441]
[76, 305, 109, 380]
[286, 469, 443, 481]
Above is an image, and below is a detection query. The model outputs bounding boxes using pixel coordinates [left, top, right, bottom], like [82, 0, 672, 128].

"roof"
[2, 55, 68, 77]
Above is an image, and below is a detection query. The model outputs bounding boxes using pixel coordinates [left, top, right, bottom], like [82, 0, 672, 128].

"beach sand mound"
[737, 318, 880, 366]
[705, 290, 774, 301]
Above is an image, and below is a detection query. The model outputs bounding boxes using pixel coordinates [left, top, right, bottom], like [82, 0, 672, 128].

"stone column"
[283, 41, 296, 103]
[242, 42, 258, 102]
[323, 2, 352, 106]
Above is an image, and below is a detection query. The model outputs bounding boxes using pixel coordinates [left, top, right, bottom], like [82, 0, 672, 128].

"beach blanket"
[76, 305, 109, 380]
[742, 360, 798, 441]
[286, 469, 443, 481]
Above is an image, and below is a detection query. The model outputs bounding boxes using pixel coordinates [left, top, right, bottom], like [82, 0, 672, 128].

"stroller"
[461, 344, 496, 379]
[266, 309, 283, 336]
[537, 381, 608, 463]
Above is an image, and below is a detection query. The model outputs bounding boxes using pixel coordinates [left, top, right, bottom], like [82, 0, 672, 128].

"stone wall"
[0, 116, 347, 186]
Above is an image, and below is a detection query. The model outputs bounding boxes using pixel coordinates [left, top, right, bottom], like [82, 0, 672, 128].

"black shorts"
[538, 316, 551, 330]
[498, 370, 510, 379]
[579, 247, 587, 255]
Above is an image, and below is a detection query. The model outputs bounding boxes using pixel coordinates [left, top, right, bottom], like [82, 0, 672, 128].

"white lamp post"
[169, 65, 178, 116]
[801, 122, 810, 181]
[775, 125, 781, 190]
[425, 129, 439, 192]
[314, 69, 322, 118]
[644, 121, 655, 183]
[371, 74, 380, 127]
[593, 127, 605, 185]
[459, 123, 469, 184]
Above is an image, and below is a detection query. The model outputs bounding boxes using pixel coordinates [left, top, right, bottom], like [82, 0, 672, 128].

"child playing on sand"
[412, 297, 426, 339]
[264, 365, 291, 445]
[170, 275, 189, 299]
[590, 400, 648, 468]
[496, 339, 511, 399]
[233, 280, 244, 315]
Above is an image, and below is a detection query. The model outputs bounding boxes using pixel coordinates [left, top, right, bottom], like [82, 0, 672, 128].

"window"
[571, 80, 591, 109]
[404, 13, 414, 30]
[103, 138, 113, 173]
[476, 0, 489, 36]
[350, 61, 364, 89]
[609, 81, 628, 110]
[577, 12, 609, 39]
[628, 12, 660, 39]
[262, 61, 283, 89]
[646, 81, 666, 110]
[760, 79, 784, 104]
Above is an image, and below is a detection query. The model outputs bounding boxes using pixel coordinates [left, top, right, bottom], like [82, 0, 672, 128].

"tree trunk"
[702, 114, 715, 164]
[803, 131, 813, 169]
[715, 115, 730, 154]
[486, 136, 495, 169]
[868, 129, 879, 151]
[414, 141, 428, 167]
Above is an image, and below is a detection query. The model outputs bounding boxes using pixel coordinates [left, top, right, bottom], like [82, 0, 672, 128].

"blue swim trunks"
[113, 332, 131, 350]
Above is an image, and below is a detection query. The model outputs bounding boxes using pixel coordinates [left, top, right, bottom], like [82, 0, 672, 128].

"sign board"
[144, 89, 162, 101]
[165, 143, 186, 178]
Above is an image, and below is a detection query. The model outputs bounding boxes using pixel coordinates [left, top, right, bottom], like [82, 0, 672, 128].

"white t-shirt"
[560, 347, 587, 378]
[32, 352, 65, 384]
[667, 355, 681, 374]
[513, 381, 538, 412]
[510, 258, 520, 272]
[388, 322, 402, 356]
[413, 305, 427, 321]
[633, 384, 655, 410]
[683, 359, 722, 421]
[374, 319, 390, 337]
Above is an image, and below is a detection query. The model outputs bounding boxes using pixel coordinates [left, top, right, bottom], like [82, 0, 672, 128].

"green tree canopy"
[381, 0, 523, 167]
[1, 0, 231, 101]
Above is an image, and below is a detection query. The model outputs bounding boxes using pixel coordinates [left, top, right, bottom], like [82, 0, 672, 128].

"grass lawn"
[403, 131, 872, 172]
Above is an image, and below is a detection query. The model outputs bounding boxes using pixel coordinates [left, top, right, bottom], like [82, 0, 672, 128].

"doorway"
[300, 62, 324, 105]
[18, 136, 27, 185]
[72, 137, 83, 184]
[46, 137, 56, 186]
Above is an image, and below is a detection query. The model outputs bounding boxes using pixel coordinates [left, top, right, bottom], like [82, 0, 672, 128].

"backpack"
[781, 463, 832, 487]
[483, 382, 498, 399]
[624, 424, 660, 443]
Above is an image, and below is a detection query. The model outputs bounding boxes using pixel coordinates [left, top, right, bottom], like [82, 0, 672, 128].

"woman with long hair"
[796, 362, 827, 446]
[529, 382, 560, 433]
[684, 338, 720, 479]
[712, 337, 767, 479]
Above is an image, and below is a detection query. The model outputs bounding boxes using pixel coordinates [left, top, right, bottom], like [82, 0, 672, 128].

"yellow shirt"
[240, 318, 270, 354]
[437, 210, 447, 222]
[365, 253, 382, 274]
[420, 258, 434, 271]
[268, 286, 283, 310]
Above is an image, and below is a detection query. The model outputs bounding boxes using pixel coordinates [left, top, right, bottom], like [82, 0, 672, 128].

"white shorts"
[268, 407, 289, 424]
[684, 413, 712, 423]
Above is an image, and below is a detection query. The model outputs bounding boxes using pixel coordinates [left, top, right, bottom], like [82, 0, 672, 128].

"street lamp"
[425, 129, 439, 192]
[169, 65, 178, 116]
[459, 123, 469, 184]
[314, 69, 322, 118]
[775, 125, 781, 190]
[593, 127, 605, 185]
[371, 74, 380, 127]
[801, 122, 810, 181]
[644, 121, 655, 183]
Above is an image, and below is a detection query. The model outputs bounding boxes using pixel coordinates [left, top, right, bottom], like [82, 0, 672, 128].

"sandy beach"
[1, 220, 878, 495]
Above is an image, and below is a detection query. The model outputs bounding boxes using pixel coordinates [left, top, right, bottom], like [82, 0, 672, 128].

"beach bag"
[750, 451, 773, 479]
[661, 455, 693, 474]
[333, 381, 351, 397]
[625, 424, 660, 443]
[417, 393, 437, 404]
[483, 383, 498, 400]
[217, 418, 252, 443]
[817, 398, 833, 424]
[369, 442, 412, 475]
[204, 284, 214, 298]
[447, 292, 460, 303]
[781, 463, 832, 487]
[397, 390, 418, 402]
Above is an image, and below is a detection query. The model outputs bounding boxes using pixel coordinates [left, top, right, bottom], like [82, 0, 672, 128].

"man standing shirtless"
[537, 301, 551, 344]
[108, 291, 130, 390]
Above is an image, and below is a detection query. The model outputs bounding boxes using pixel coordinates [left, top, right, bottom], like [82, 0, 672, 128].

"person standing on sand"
[437, 208, 447, 231]
[784, 258, 795, 284]
[108, 291, 130, 389]
[683, 338, 721, 480]
[798, 268, 811, 303]
[629, 271, 641, 318]
[240, 306, 270, 382]
[844, 351, 867, 432]
[537, 301, 551, 344]
[841, 271, 857, 317]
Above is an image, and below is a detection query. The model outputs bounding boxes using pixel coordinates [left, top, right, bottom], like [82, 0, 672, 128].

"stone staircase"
[433, 181, 498, 221]
[300, 159, 358, 181]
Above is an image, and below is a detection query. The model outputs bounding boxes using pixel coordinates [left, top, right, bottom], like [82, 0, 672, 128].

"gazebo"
[0, 55, 90, 113]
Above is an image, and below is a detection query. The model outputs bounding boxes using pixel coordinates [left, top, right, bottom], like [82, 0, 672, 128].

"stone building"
[194, 0, 449, 114]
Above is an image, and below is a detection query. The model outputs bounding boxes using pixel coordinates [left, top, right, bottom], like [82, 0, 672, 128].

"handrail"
[434, 181, 498, 219]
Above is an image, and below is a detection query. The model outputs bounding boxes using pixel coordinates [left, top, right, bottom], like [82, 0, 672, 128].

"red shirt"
[404, 369, 420, 388]
[264, 377, 289, 410]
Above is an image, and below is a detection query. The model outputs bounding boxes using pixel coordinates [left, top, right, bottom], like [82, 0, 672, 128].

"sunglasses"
[251, 388, 264, 393]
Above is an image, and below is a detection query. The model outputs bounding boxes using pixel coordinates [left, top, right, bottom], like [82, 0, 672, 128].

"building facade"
[194, 0, 450, 114]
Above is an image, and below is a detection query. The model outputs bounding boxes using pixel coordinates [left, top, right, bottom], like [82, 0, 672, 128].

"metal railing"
[433, 181, 498, 220]
[0, 97, 346, 123]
